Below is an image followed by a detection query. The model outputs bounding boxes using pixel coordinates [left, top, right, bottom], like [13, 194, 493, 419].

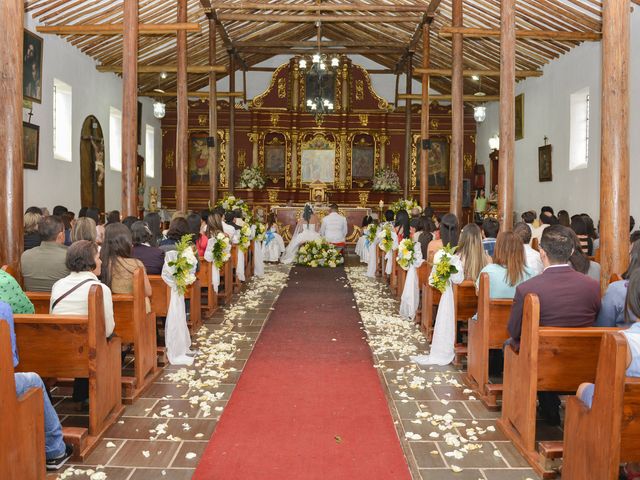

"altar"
[272, 205, 372, 245]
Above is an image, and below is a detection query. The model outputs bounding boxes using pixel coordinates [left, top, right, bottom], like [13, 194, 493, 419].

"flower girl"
[263, 213, 285, 262]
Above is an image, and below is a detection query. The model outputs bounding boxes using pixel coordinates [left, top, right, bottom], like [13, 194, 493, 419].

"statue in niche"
[89, 137, 105, 187]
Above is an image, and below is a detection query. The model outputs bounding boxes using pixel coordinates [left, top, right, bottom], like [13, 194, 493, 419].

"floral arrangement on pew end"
[372, 168, 401, 192]
[169, 235, 198, 295]
[238, 224, 252, 252]
[396, 238, 418, 270]
[364, 223, 379, 247]
[377, 224, 395, 253]
[391, 198, 421, 214]
[216, 195, 251, 218]
[295, 239, 344, 268]
[208, 233, 232, 269]
[429, 244, 458, 293]
[253, 221, 267, 242]
[238, 166, 266, 190]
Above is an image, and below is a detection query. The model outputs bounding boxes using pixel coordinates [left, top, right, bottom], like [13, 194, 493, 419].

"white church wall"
[22, 13, 162, 214]
[476, 9, 639, 226]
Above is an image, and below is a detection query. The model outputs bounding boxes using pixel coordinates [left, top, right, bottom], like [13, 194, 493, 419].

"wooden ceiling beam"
[140, 91, 243, 98]
[416, 68, 542, 77]
[399, 93, 500, 102]
[36, 22, 202, 35]
[211, 2, 428, 12]
[97, 64, 227, 73]
[215, 13, 422, 23]
[234, 40, 402, 48]
[201, 0, 248, 71]
[235, 47, 404, 55]
[438, 26, 601, 41]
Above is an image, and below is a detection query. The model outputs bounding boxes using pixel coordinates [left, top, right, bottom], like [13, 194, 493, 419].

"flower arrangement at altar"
[238, 224, 252, 252]
[372, 168, 401, 192]
[396, 238, 418, 270]
[429, 244, 459, 293]
[377, 224, 395, 253]
[364, 223, 379, 246]
[295, 239, 344, 268]
[207, 233, 232, 269]
[238, 166, 266, 190]
[216, 195, 251, 217]
[168, 235, 198, 295]
[391, 198, 421, 214]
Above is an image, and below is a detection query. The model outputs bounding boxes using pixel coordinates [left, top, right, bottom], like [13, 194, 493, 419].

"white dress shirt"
[523, 244, 544, 276]
[320, 212, 348, 244]
[50, 271, 115, 337]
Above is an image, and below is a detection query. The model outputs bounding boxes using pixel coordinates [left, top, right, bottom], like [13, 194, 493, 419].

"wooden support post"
[121, 0, 138, 217]
[209, 18, 219, 205]
[0, 0, 24, 270]
[498, 0, 516, 230]
[599, 0, 630, 291]
[450, 0, 463, 219]
[403, 53, 413, 198]
[228, 53, 236, 194]
[420, 22, 430, 209]
[175, 0, 188, 212]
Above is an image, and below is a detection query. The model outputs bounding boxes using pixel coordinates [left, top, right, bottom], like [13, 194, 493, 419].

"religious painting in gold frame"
[538, 144, 552, 182]
[188, 132, 210, 185]
[515, 93, 525, 141]
[351, 135, 375, 181]
[264, 138, 286, 177]
[412, 136, 450, 189]
[299, 133, 337, 185]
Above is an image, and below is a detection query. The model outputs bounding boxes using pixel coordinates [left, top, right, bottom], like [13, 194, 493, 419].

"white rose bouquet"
[372, 168, 401, 192]
[396, 238, 417, 270]
[391, 198, 421, 214]
[208, 233, 232, 269]
[238, 224, 252, 252]
[377, 224, 395, 253]
[168, 235, 198, 295]
[238, 166, 266, 190]
[295, 238, 344, 268]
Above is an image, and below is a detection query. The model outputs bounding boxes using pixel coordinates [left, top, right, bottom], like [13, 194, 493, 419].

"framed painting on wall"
[515, 93, 525, 141]
[351, 140, 375, 180]
[23, 122, 39, 170]
[188, 132, 210, 185]
[23, 29, 43, 104]
[538, 144, 552, 182]
[265, 143, 285, 176]
[421, 138, 449, 188]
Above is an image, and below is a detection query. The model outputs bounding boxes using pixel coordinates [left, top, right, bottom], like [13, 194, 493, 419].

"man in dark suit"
[506, 224, 601, 424]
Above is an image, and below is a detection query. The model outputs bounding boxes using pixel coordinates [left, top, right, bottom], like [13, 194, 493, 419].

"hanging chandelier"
[298, 21, 340, 120]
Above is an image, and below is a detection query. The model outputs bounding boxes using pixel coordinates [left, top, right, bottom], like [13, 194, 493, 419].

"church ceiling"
[24, 0, 610, 101]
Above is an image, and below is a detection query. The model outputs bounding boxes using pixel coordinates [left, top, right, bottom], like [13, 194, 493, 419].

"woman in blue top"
[477, 231, 535, 299]
[578, 269, 640, 479]
[597, 240, 640, 327]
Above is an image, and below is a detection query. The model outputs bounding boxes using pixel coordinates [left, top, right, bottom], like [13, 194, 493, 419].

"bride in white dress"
[281, 204, 322, 264]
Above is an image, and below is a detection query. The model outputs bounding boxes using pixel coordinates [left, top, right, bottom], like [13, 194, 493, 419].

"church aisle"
[193, 266, 412, 480]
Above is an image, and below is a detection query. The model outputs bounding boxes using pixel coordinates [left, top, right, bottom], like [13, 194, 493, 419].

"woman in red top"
[394, 209, 410, 243]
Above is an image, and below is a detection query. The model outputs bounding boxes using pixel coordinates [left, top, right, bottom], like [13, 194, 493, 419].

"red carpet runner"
[193, 267, 411, 479]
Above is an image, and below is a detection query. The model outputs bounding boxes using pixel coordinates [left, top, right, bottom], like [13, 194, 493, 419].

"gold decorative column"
[292, 63, 300, 112]
[248, 131, 259, 167]
[341, 63, 349, 111]
[290, 132, 298, 188]
[379, 134, 390, 170]
[339, 130, 348, 190]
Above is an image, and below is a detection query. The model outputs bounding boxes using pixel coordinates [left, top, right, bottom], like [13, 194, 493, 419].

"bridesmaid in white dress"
[355, 215, 374, 264]
[281, 204, 322, 264]
[263, 213, 286, 262]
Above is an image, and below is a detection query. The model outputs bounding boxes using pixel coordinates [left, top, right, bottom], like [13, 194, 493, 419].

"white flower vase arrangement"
[391, 198, 421, 214]
[204, 233, 232, 293]
[238, 166, 266, 190]
[397, 239, 424, 320]
[161, 235, 198, 366]
[372, 168, 401, 192]
[295, 239, 344, 268]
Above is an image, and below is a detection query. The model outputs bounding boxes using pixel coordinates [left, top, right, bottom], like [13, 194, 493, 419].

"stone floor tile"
[419, 468, 485, 480]
[128, 468, 195, 480]
[108, 440, 181, 468]
[170, 441, 210, 468]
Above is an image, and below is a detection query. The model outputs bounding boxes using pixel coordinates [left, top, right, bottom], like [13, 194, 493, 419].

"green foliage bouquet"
[238, 166, 266, 190]
[396, 238, 418, 270]
[216, 195, 251, 217]
[295, 238, 344, 268]
[253, 222, 267, 242]
[168, 235, 198, 295]
[391, 198, 421, 214]
[364, 223, 379, 246]
[377, 224, 395, 253]
[238, 224, 252, 252]
[208, 232, 232, 269]
[428, 244, 459, 293]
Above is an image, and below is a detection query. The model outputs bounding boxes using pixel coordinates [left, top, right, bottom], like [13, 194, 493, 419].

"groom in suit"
[320, 203, 348, 247]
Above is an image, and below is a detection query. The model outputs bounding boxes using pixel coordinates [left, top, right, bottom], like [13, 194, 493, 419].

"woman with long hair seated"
[263, 212, 286, 263]
[457, 223, 491, 282]
[131, 221, 165, 275]
[394, 209, 410, 243]
[24, 211, 42, 251]
[427, 213, 459, 262]
[567, 229, 600, 282]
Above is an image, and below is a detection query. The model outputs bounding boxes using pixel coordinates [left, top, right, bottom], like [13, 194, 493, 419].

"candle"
[378, 200, 384, 209]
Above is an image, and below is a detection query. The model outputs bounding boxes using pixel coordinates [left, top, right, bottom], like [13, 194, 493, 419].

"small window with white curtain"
[109, 107, 122, 172]
[569, 87, 590, 170]
[53, 79, 72, 162]
[145, 125, 155, 178]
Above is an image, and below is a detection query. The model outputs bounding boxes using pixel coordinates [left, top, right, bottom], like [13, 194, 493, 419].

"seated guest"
[577, 269, 640, 480]
[78, 206, 88, 218]
[101, 223, 152, 310]
[131, 221, 165, 275]
[0, 266, 34, 314]
[21, 215, 69, 291]
[23, 211, 42, 251]
[25, 206, 43, 215]
[427, 213, 459, 261]
[507, 225, 601, 425]
[106, 210, 121, 225]
[187, 212, 208, 257]
[392, 209, 410, 243]
[159, 217, 191, 252]
[85, 208, 104, 244]
[567, 229, 600, 282]
[478, 232, 534, 299]
[143, 212, 163, 246]
[222, 210, 240, 242]
[121, 215, 138, 230]
[51, 240, 114, 405]
[570, 215, 593, 256]
[557, 210, 570, 227]
[0, 301, 73, 469]
[481, 217, 500, 257]
[597, 240, 640, 327]
[72, 217, 97, 243]
[61, 212, 74, 246]
[410, 206, 421, 219]
[513, 222, 544, 275]
[458, 223, 490, 282]
[410, 217, 432, 261]
[383, 209, 395, 227]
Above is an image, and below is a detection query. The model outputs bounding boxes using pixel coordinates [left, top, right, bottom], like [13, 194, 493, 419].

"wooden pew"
[14, 285, 124, 460]
[497, 293, 618, 478]
[376, 246, 384, 278]
[218, 253, 234, 305]
[197, 257, 218, 317]
[148, 275, 202, 335]
[452, 280, 478, 366]
[395, 261, 407, 300]
[421, 283, 441, 341]
[414, 263, 431, 322]
[0, 321, 45, 479]
[609, 273, 623, 283]
[463, 273, 512, 409]
[111, 269, 161, 403]
[390, 255, 399, 296]
[561, 332, 640, 480]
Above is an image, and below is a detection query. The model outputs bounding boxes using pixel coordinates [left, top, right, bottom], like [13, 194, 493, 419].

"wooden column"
[449, 0, 463, 219]
[403, 53, 413, 198]
[208, 17, 219, 205]
[175, 0, 188, 212]
[498, 0, 516, 229]
[599, 0, 630, 291]
[121, 0, 138, 217]
[0, 0, 24, 269]
[228, 53, 236, 194]
[420, 22, 430, 209]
